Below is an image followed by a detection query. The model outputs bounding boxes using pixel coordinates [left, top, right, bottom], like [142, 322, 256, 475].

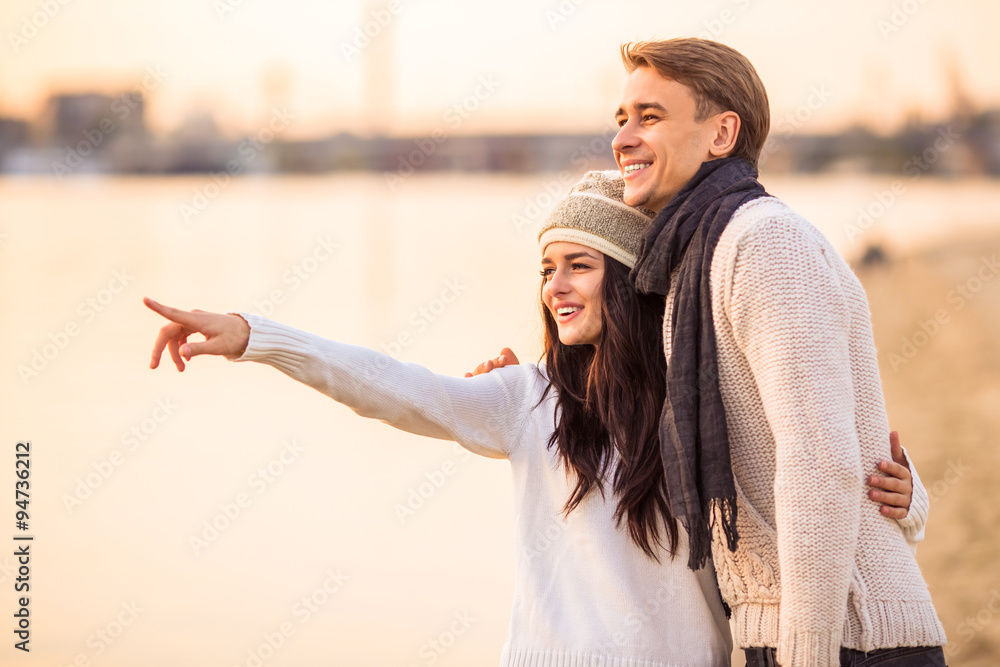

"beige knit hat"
[537, 170, 656, 269]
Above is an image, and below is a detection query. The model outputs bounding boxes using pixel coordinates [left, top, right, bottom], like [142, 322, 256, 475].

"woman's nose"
[546, 268, 571, 296]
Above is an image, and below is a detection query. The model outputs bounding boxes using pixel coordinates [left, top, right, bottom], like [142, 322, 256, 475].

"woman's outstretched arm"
[144, 298, 539, 459]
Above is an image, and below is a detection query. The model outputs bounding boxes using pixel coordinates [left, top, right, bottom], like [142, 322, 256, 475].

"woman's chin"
[558, 331, 598, 347]
[558, 331, 579, 346]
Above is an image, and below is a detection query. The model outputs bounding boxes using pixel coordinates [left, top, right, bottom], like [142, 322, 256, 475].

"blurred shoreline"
[1, 91, 998, 178]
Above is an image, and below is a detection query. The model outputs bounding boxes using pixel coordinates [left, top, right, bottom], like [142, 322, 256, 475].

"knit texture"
[231, 313, 733, 667]
[538, 170, 655, 268]
[659, 196, 946, 667]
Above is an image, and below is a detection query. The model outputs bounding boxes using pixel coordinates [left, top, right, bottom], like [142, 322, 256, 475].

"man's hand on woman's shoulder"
[464, 348, 520, 377]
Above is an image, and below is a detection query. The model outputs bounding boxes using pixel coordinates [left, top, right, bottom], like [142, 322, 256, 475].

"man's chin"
[635, 188, 673, 214]
[622, 187, 649, 209]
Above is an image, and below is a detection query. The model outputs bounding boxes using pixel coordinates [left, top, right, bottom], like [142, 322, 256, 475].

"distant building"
[28, 91, 154, 175]
[40, 93, 144, 146]
[0, 117, 29, 154]
[0, 117, 30, 173]
[968, 110, 1000, 175]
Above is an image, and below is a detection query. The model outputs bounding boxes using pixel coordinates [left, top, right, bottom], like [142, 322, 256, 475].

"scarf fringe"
[714, 495, 740, 552]
[684, 495, 740, 571]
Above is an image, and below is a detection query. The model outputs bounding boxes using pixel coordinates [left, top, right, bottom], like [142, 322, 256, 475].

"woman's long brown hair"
[539, 256, 678, 560]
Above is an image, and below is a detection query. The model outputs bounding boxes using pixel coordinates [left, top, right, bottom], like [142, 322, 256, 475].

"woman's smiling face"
[541, 241, 605, 346]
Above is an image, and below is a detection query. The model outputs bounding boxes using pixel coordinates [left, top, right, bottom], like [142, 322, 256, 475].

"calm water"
[0, 173, 997, 666]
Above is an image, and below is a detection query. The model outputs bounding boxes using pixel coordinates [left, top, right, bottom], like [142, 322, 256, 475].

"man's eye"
[616, 118, 627, 127]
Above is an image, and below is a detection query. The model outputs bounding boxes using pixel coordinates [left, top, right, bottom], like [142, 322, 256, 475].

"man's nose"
[612, 120, 635, 155]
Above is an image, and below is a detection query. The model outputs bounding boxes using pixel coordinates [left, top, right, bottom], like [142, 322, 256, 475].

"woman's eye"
[540, 268, 554, 278]
[572, 263, 591, 270]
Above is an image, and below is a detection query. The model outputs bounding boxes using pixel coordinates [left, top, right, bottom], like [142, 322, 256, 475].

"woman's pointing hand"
[144, 297, 250, 371]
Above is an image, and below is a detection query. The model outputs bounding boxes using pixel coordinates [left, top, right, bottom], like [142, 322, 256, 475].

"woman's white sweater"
[665, 196, 946, 666]
[231, 312, 734, 667]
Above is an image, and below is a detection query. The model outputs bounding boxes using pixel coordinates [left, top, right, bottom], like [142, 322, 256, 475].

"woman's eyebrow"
[563, 251, 598, 261]
[541, 251, 599, 265]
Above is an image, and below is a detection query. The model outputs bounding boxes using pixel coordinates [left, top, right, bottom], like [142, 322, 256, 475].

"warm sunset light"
[1, 2, 998, 667]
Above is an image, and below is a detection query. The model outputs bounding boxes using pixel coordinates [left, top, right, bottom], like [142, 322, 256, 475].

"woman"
[145, 171, 922, 666]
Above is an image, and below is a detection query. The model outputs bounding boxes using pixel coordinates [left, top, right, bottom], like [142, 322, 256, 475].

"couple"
[145, 39, 946, 667]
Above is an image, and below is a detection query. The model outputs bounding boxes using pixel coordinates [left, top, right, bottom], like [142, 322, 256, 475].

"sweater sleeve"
[228, 312, 538, 459]
[895, 446, 929, 549]
[727, 218, 862, 667]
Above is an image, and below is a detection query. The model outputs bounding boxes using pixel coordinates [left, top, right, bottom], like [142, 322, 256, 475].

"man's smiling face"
[612, 66, 722, 213]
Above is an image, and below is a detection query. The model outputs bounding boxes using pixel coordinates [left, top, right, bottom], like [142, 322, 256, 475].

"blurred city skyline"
[1, 0, 999, 140]
[2, 82, 997, 178]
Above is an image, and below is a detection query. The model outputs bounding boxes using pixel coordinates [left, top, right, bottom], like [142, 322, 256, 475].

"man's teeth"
[557, 307, 582, 316]
[624, 163, 652, 173]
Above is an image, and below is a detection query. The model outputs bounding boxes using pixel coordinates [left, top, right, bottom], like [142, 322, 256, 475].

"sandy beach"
[855, 232, 1000, 665]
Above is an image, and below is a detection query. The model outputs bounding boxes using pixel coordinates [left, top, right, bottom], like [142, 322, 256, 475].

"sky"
[1, 0, 999, 139]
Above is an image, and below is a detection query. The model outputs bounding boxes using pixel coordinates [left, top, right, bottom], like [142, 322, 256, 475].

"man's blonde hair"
[621, 38, 770, 168]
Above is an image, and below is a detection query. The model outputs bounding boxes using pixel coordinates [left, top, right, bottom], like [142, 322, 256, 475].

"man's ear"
[708, 111, 740, 158]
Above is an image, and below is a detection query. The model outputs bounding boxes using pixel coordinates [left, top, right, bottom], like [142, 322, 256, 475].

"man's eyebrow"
[615, 101, 667, 117]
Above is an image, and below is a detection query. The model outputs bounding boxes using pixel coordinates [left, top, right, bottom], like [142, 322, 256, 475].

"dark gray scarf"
[630, 157, 768, 570]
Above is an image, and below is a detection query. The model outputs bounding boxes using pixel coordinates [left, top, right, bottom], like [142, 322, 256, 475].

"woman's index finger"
[143, 297, 199, 327]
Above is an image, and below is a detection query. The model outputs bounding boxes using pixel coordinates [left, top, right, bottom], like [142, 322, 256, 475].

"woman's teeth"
[557, 307, 582, 316]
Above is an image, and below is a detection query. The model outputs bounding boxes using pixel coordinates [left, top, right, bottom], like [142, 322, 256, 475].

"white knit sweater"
[231, 312, 734, 667]
[662, 196, 946, 666]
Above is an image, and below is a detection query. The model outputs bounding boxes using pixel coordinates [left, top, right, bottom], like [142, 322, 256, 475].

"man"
[476, 38, 946, 667]
[615, 38, 946, 667]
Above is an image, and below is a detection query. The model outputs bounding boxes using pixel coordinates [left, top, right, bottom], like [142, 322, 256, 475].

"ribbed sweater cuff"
[777, 627, 841, 667]
[228, 312, 313, 375]
[895, 447, 929, 543]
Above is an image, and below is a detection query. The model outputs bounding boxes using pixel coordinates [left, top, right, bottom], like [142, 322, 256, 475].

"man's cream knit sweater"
[664, 196, 947, 666]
